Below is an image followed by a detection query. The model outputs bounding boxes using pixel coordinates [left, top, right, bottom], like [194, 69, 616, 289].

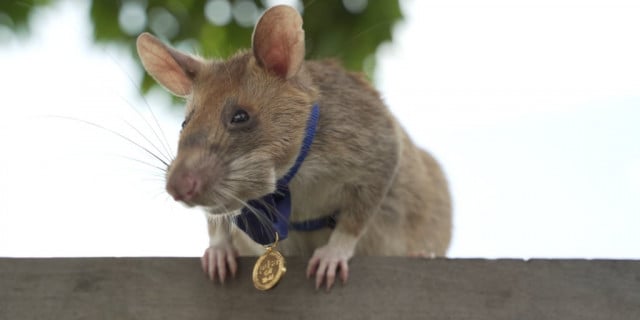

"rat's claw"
[227, 252, 238, 278]
[306, 256, 319, 279]
[314, 259, 328, 290]
[201, 250, 209, 275]
[201, 244, 238, 284]
[339, 260, 349, 284]
[325, 261, 338, 291]
[216, 252, 227, 283]
[307, 244, 352, 291]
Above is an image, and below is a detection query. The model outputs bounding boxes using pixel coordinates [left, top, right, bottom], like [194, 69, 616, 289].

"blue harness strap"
[290, 211, 339, 231]
[233, 104, 336, 245]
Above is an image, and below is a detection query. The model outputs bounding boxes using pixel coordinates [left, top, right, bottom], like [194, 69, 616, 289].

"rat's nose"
[166, 173, 202, 202]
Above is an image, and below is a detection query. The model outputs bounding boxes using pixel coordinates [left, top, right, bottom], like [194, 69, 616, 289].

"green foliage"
[3, 0, 402, 99]
[0, 0, 53, 37]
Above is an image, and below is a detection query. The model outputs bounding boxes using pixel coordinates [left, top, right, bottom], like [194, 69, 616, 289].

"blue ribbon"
[233, 104, 328, 245]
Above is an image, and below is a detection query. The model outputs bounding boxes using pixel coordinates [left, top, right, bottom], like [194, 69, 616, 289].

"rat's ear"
[252, 5, 305, 79]
[136, 33, 201, 97]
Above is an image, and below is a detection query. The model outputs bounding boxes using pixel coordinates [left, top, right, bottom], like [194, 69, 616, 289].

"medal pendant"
[252, 234, 287, 291]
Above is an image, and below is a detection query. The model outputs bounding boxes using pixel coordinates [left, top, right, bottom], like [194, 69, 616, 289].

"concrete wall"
[1, 257, 639, 319]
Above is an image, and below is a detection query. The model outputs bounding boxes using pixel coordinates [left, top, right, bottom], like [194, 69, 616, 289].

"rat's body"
[136, 5, 451, 289]
[261, 60, 451, 257]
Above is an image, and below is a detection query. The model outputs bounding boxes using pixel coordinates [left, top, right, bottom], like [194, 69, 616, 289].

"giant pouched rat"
[136, 5, 451, 290]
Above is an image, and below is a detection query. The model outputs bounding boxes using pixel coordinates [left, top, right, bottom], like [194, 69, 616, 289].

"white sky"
[0, 0, 638, 259]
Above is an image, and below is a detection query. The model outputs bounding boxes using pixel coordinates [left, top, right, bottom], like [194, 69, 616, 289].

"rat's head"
[136, 5, 317, 212]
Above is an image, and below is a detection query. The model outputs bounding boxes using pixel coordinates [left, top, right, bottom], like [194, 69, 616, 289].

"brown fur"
[137, 5, 452, 286]
[279, 60, 451, 257]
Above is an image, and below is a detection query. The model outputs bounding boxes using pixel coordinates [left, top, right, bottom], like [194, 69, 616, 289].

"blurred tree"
[0, 0, 53, 36]
[1, 0, 402, 97]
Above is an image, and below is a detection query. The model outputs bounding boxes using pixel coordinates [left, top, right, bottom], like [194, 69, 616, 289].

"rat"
[136, 4, 451, 290]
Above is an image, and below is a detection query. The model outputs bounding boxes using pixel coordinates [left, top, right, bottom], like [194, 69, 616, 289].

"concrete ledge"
[1, 257, 639, 319]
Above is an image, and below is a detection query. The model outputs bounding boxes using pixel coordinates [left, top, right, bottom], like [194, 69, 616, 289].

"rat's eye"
[181, 111, 194, 130]
[230, 109, 250, 124]
[223, 104, 255, 131]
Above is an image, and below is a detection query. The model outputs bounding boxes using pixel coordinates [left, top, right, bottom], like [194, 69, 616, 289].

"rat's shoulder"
[304, 59, 380, 100]
[305, 59, 367, 82]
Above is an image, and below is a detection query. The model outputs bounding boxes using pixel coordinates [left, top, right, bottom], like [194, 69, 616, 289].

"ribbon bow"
[233, 104, 320, 245]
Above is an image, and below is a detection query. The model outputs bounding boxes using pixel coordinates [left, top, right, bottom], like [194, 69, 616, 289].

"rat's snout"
[166, 171, 202, 202]
[165, 150, 222, 204]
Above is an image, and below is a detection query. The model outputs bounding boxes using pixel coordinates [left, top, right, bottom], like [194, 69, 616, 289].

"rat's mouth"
[166, 151, 278, 215]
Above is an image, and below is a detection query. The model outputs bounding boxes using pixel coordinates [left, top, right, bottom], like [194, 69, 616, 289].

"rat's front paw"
[306, 245, 352, 291]
[201, 243, 238, 284]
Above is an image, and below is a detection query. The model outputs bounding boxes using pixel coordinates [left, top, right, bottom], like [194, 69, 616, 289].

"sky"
[0, 0, 638, 259]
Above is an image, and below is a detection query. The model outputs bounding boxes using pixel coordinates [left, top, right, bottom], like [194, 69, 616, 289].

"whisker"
[223, 177, 274, 187]
[218, 203, 235, 234]
[119, 117, 172, 165]
[43, 115, 170, 168]
[105, 51, 176, 160]
[121, 94, 175, 161]
[116, 154, 167, 173]
[218, 187, 276, 239]
[151, 189, 170, 200]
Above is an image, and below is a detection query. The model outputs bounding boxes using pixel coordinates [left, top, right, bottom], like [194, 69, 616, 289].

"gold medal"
[252, 233, 287, 291]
